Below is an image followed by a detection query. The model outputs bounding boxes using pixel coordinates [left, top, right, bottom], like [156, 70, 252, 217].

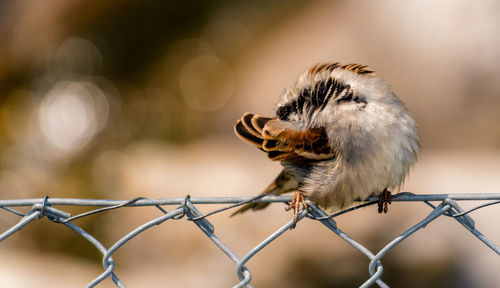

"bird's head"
[275, 63, 419, 158]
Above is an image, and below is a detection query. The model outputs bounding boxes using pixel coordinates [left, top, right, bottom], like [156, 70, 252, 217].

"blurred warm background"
[1, 0, 499, 287]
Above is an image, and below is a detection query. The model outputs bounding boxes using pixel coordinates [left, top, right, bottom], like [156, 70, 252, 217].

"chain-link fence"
[1, 193, 499, 287]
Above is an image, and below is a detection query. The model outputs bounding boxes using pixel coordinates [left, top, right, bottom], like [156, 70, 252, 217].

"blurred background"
[0, 0, 499, 287]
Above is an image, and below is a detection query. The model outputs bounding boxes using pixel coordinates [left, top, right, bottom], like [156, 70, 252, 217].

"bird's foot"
[378, 188, 392, 213]
[285, 190, 308, 228]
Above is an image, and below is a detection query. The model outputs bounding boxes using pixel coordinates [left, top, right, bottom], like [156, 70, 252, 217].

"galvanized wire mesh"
[1, 193, 499, 287]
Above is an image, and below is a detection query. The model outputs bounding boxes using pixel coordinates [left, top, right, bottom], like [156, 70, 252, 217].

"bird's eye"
[336, 92, 353, 104]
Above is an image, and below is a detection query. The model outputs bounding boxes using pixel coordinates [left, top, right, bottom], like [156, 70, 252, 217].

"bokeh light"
[54, 37, 103, 75]
[38, 81, 109, 155]
[179, 55, 234, 111]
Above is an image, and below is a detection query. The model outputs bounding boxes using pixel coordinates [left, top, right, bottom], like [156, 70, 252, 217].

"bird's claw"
[286, 191, 308, 228]
[378, 188, 392, 213]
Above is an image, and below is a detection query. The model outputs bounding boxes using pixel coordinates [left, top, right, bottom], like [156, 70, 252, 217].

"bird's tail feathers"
[231, 170, 299, 216]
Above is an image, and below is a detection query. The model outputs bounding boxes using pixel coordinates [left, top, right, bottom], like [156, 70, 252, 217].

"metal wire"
[1, 193, 499, 287]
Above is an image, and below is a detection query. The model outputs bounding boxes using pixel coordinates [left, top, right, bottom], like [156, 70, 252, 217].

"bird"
[232, 62, 421, 227]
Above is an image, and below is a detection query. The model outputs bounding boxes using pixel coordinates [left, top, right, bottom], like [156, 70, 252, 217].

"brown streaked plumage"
[232, 62, 420, 227]
[307, 62, 375, 76]
[234, 113, 335, 164]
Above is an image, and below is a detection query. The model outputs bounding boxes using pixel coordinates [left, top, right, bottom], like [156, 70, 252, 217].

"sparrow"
[232, 63, 420, 227]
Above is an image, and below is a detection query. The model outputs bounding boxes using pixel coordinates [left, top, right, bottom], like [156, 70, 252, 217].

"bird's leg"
[378, 188, 392, 213]
[285, 190, 308, 228]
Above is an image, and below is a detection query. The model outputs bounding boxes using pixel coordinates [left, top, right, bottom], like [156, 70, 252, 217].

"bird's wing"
[234, 112, 335, 163]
